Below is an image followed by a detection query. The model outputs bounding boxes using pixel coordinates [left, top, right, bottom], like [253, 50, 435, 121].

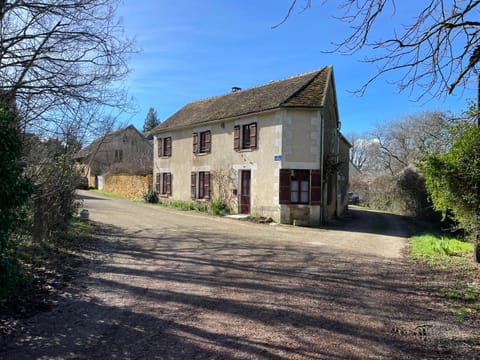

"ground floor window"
[191, 171, 210, 199]
[290, 170, 309, 204]
[279, 169, 321, 205]
[156, 172, 172, 196]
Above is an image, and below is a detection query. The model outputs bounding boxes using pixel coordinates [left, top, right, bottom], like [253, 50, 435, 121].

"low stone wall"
[102, 174, 153, 198]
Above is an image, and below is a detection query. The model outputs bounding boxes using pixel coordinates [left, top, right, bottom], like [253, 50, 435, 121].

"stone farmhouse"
[150, 66, 350, 225]
[75, 125, 153, 198]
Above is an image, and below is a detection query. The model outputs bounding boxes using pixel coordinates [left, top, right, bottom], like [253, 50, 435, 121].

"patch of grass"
[62, 217, 96, 243]
[466, 336, 480, 345]
[411, 233, 480, 321]
[449, 306, 474, 316]
[440, 283, 480, 319]
[444, 287, 462, 300]
[90, 189, 142, 202]
[410, 234, 473, 267]
[161, 199, 229, 216]
[162, 200, 199, 211]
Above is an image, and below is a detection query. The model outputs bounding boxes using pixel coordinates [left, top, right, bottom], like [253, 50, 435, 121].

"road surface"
[1, 191, 464, 359]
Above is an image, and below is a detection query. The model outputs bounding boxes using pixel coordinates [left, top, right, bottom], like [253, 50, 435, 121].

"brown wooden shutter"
[310, 170, 322, 205]
[166, 173, 172, 195]
[191, 172, 196, 199]
[250, 123, 257, 149]
[233, 125, 240, 151]
[193, 133, 198, 154]
[204, 171, 210, 199]
[165, 137, 172, 157]
[279, 169, 291, 204]
[158, 138, 163, 157]
[205, 131, 211, 153]
[155, 173, 161, 193]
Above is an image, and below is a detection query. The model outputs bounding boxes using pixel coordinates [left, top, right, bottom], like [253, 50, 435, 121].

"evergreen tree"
[143, 107, 160, 132]
[0, 103, 32, 297]
[423, 122, 480, 262]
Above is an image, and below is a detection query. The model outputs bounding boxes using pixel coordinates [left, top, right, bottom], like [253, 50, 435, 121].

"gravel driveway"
[1, 191, 471, 359]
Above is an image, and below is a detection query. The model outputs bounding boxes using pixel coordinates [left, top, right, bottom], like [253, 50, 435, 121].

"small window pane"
[301, 191, 309, 203]
[291, 191, 298, 203]
[242, 125, 250, 148]
[290, 180, 298, 191]
[301, 180, 309, 192]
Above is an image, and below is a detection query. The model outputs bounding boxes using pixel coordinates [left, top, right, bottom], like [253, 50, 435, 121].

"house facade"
[75, 125, 153, 197]
[151, 67, 350, 225]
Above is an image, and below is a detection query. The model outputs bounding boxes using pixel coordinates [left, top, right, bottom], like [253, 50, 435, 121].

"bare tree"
[370, 111, 450, 175]
[276, 1, 480, 99]
[347, 132, 368, 170]
[0, 0, 134, 133]
[0, 0, 134, 244]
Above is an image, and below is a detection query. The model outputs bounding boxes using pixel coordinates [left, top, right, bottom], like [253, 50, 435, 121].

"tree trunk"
[475, 78, 479, 262]
[475, 209, 480, 263]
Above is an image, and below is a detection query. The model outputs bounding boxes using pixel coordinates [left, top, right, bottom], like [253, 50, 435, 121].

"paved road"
[3, 191, 450, 359]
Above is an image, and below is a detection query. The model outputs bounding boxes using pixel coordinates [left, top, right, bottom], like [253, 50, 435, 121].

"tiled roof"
[152, 66, 332, 133]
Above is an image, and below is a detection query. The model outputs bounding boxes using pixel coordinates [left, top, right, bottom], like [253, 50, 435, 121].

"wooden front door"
[240, 170, 251, 214]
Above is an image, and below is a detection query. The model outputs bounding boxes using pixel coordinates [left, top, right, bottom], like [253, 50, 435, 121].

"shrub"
[143, 190, 159, 204]
[210, 200, 229, 215]
[411, 234, 472, 259]
[0, 255, 28, 299]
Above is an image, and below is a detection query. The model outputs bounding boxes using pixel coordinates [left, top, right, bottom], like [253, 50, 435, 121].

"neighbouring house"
[75, 125, 153, 198]
[151, 66, 350, 225]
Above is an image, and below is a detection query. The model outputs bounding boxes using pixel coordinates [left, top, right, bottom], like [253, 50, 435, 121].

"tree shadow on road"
[322, 207, 413, 238]
[1, 221, 474, 359]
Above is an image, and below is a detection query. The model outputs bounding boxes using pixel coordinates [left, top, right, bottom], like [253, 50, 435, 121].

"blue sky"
[117, 1, 476, 135]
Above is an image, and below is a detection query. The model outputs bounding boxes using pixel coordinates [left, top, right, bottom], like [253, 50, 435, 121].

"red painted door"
[240, 170, 251, 214]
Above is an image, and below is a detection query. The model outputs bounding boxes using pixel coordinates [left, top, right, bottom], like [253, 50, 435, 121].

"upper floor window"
[234, 123, 257, 151]
[193, 130, 211, 154]
[114, 149, 123, 162]
[158, 137, 172, 157]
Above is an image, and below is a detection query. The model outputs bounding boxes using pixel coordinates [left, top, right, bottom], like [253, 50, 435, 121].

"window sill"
[238, 148, 255, 153]
[195, 152, 210, 156]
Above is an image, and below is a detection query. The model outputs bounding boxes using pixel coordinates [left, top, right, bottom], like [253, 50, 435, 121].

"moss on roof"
[153, 66, 332, 133]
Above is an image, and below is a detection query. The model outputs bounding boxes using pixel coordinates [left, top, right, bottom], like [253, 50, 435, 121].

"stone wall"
[102, 174, 153, 198]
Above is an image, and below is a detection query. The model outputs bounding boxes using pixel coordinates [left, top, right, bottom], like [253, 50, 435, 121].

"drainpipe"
[320, 111, 325, 225]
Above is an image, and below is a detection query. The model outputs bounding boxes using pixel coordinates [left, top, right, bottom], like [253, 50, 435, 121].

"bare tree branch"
[0, 0, 135, 134]
[278, 0, 480, 100]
